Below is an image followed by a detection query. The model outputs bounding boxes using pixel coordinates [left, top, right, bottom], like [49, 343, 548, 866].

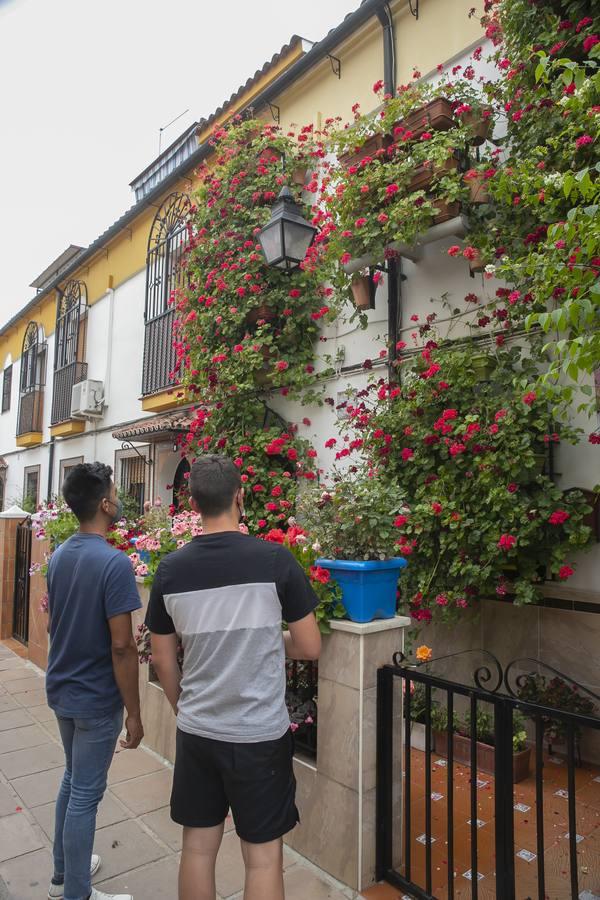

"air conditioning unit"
[71, 380, 105, 419]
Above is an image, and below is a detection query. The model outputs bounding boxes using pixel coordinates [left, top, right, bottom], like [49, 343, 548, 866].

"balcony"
[16, 388, 44, 446]
[141, 309, 179, 411]
[50, 361, 88, 434]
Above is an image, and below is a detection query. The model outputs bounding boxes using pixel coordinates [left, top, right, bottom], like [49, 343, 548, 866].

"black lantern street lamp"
[257, 186, 317, 272]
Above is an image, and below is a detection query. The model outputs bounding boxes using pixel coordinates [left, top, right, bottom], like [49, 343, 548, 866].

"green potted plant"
[298, 476, 408, 623]
[433, 706, 531, 783]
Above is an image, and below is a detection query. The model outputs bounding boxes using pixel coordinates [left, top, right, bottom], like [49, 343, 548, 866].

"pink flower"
[522, 391, 536, 406]
[447, 245, 461, 257]
[575, 135, 593, 148]
[507, 483, 518, 493]
[576, 17, 593, 33]
[583, 35, 599, 53]
[401, 448, 414, 462]
[275, 360, 289, 372]
[558, 565, 574, 580]
[431, 502, 443, 515]
[549, 510, 570, 525]
[386, 183, 399, 196]
[290, 722, 299, 733]
[394, 515, 409, 528]
[355, 217, 367, 228]
[498, 534, 516, 552]
[373, 79, 384, 93]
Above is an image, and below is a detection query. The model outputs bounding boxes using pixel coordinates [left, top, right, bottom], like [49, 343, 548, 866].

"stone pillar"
[285, 616, 410, 892]
[27, 536, 50, 670]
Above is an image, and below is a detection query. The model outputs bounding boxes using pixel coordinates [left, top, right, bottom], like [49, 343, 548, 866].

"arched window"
[51, 281, 87, 425]
[17, 322, 46, 437]
[142, 192, 191, 396]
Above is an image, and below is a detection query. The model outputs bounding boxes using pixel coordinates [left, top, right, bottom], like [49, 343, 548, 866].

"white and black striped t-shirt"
[145, 531, 318, 743]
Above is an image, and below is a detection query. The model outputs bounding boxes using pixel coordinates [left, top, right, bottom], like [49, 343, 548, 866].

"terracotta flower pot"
[409, 156, 458, 192]
[246, 304, 275, 325]
[292, 166, 309, 186]
[432, 199, 461, 224]
[468, 249, 485, 273]
[433, 731, 531, 783]
[462, 108, 493, 146]
[394, 97, 455, 140]
[339, 133, 392, 168]
[350, 274, 373, 310]
[467, 173, 490, 204]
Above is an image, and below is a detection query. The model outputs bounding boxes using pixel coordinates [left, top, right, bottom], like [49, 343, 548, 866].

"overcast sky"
[0, 0, 356, 326]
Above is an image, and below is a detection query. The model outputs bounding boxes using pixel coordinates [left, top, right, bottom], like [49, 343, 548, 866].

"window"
[1, 365, 11, 413]
[142, 192, 191, 396]
[115, 447, 150, 516]
[51, 281, 88, 425]
[59, 456, 84, 492]
[23, 465, 40, 511]
[17, 323, 46, 437]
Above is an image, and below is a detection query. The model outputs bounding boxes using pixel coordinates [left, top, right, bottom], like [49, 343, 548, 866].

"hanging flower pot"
[339, 133, 393, 168]
[394, 97, 455, 140]
[471, 353, 496, 381]
[432, 199, 461, 224]
[468, 249, 485, 273]
[246, 304, 275, 325]
[409, 156, 459, 192]
[350, 274, 374, 310]
[292, 166, 309, 186]
[462, 107, 493, 146]
[563, 488, 600, 542]
[466, 172, 490, 204]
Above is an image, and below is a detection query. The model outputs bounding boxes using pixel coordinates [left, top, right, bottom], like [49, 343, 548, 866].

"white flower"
[312, 541, 322, 553]
[484, 264, 497, 275]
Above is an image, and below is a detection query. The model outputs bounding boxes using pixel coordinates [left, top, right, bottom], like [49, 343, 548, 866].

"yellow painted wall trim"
[16, 432, 43, 448]
[50, 420, 86, 438]
[141, 388, 189, 413]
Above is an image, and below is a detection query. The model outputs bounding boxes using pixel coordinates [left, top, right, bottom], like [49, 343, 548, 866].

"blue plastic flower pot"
[316, 557, 407, 624]
[130, 537, 150, 565]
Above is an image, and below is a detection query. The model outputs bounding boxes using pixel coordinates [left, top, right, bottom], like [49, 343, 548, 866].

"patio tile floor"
[0, 641, 364, 899]
[363, 746, 600, 899]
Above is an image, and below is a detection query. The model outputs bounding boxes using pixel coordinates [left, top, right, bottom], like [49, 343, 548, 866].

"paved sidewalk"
[0, 642, 361, 900]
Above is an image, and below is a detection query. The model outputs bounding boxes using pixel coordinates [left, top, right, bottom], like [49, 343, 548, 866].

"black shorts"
[171, 727, 299, 844]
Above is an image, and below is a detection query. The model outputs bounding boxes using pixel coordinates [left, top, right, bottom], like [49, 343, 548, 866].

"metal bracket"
[408, 0, 419, 18]
[268, 103, 280, 124]
[328, 54, 341, 78]
[121, 441, 153, 466]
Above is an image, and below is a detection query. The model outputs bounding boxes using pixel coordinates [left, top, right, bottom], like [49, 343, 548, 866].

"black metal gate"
[12, 520, 32, 644]
[376, 650, 600, 899]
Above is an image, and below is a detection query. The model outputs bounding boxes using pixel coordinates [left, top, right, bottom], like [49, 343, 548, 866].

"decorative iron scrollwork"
[504, 657, 600, 707]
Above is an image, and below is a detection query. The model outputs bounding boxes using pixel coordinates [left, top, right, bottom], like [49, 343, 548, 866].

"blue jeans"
[54, 708, 123, 900]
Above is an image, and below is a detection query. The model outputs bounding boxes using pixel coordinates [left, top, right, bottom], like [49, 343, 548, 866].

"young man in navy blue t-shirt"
[46, 463, 143, 900]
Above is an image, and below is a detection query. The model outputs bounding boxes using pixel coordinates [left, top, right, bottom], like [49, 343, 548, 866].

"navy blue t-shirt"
[46, 532, 141, 718]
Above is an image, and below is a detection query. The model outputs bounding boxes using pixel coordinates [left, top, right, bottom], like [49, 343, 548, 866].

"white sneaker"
[90, 889, 133, 900]
[47, 855, 102, 899]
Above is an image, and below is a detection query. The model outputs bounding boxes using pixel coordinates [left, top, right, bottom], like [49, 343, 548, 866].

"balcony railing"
[17, 388, 44, 436]
[51, 361, 88, 425]
[142, 309, 177, 396]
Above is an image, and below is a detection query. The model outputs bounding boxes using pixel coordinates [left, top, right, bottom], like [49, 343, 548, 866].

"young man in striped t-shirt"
[146, 455, 321, 900]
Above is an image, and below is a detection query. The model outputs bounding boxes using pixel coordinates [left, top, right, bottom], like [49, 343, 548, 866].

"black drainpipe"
[377, 4, 403, 381]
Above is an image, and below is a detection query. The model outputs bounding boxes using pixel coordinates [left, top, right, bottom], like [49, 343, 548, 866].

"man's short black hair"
[63, 462, 113, 523]
[189, 455, 241, 517]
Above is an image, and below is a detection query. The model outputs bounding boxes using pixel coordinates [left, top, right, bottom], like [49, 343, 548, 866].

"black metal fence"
[12, 520, 31, 644]
[376, 650, 600, 899]
[51, 361, 88, 425]
[286, 660, 318, 759]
